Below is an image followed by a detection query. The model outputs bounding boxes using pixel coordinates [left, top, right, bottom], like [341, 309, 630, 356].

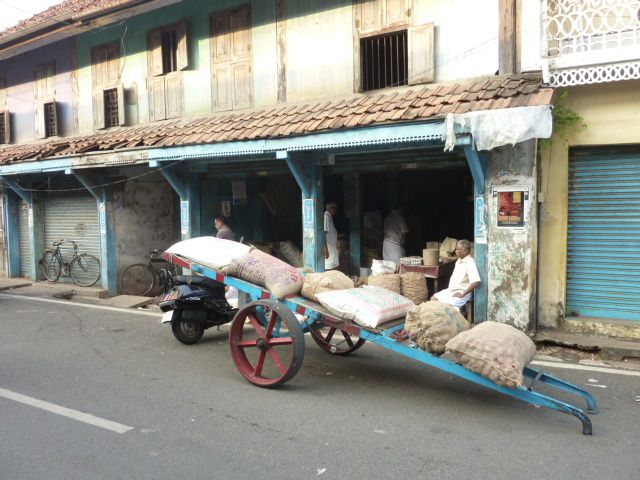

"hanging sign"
[180, 200, 190, 235]
[231, 178, 247, 205]
[303, 198, 314, 238]
[474, 196, 487, 244]
[99, 202, 107, 236]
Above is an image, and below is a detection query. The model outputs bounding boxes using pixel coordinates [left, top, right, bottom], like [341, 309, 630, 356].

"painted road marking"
[532, 360, 640, 377]
[0, 293, 159, 317]
[0, 387, 134, 434]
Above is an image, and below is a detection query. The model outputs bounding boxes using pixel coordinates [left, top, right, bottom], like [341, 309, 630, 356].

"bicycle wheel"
[69, 254, 101, 287]
[119, 263, 155, 296]
[40, 250, 62, 282]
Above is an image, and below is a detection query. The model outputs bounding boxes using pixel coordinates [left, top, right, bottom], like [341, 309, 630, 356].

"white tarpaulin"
[443, 105, 553, 152]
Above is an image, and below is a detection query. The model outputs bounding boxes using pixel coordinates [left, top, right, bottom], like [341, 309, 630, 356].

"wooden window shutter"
[213, 65, 232, 111]
[176, 21, 189, 71]
[147, 29, 163, 77]
[0, 77, 7, 109]
[117, 83, 126, 126]
[93, 91, 105, 130]
[148, 76, 166, 121]
[211, 13, 231, 64]
[232, 63, 252, 110]
[35, 101, 46, 139]
[1, 110, 10, 143]
[358, 0, 382, 33]
[408, 23, 435, 85]
[165, 74, 184, 119]
[384, 0, 409, 28]
[230, 7, 251, 60]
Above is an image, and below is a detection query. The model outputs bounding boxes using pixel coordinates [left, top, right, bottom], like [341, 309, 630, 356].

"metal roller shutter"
[19, 200, 32, 278]
[43, 193, 100, 283]
[567, 152, 640, 322]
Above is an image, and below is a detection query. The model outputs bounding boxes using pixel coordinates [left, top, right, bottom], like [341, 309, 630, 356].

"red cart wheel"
[229, 300, 305, 388]
[310, 325, 366, 356]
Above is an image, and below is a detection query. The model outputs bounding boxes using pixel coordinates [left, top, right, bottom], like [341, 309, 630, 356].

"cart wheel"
[229, 300, 305, 388]
[310, 325, 366, 356]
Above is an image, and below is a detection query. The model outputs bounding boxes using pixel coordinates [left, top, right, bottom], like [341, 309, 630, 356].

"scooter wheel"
[172, 316, 205, 345]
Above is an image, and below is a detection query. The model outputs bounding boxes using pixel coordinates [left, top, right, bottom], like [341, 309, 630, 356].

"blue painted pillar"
[74, 172, 117, 295]
[280, 151, 324, 272]
[464, 146, 489, 323]
[98, 190, 118, 296]
[3, 190, 21, 277]
[28, 194, 45, 281]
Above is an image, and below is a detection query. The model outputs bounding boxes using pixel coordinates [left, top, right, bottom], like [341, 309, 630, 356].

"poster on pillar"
[303, 198, 314, 239]
[99, 202, 107, 236]
[493, 187, 529, 228]
[474, 196, 487, 244]
[180, 200, 190, 236]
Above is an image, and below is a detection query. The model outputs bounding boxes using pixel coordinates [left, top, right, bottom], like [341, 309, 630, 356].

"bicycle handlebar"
[52, 239, 79, 249]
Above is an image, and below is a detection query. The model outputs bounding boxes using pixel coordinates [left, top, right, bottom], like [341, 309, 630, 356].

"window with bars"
[162, 29, 179, 74]
[360, 30, 408, 92]
[0, 111, 9, 144]
[44, 102, 58, 137]
[103, 88, 120, 128]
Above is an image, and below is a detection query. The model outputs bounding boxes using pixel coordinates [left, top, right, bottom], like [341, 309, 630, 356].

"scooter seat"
[174, 275, 225, 291]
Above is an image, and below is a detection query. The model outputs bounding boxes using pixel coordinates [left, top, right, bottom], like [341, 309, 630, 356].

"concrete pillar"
[28, 194, 45, 281]
[98, 190, 118, 296]
[3, 190, 21, 277]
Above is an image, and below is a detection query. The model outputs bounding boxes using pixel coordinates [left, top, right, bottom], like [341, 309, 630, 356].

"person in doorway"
[382, 205, 409, 263]
[324, 202, 339, 270]
[214, 215, 235, 241]
[432, 239, 480, 309]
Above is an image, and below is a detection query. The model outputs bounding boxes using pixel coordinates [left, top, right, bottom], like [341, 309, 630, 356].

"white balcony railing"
[544, 0, 640, 86]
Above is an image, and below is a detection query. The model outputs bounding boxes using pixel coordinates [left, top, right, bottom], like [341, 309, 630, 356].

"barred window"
[360, 30, 408, 92]
[103, 88, 120, 128]
[44, 102, 58, 137]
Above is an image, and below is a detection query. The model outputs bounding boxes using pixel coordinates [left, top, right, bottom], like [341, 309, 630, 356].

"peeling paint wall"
[113, 172, 179, 283]
[486, 140, 537, 331]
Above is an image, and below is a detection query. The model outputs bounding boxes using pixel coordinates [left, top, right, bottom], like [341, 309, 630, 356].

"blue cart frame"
[164, 253, 596, 435]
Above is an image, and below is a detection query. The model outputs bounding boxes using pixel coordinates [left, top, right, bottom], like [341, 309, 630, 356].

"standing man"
[324, 202, 339, 270]
[383, 205, 409, 263]
[214, 215, 235, 241]
[432, 239, 480, 308]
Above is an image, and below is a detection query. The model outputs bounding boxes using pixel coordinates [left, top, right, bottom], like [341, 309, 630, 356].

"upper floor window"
[210, 5, 252, 111]
[92, 42, 125, 129]
[355, 0, 434, 92]
[147, 21, 188, 122]
[34, 63, 59, 138]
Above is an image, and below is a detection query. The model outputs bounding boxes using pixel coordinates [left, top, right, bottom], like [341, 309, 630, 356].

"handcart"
[163, 252, 597, 435]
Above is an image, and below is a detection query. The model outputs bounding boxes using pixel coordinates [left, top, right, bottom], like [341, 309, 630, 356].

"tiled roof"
[0, 0, 137, 40]
[0, 74, 553, 166]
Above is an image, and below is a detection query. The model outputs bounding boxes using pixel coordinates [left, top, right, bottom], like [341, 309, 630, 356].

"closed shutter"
[18, 200, 31, 278]
[567, 152, 640, 322]
[44, 194, 100, 283]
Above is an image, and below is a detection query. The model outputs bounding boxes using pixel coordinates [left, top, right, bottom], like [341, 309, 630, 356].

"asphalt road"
[1, 294, 639, 480]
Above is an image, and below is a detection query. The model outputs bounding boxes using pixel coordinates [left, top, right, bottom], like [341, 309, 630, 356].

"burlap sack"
[404, 301, 469, 354]
[445, 321, 537, 388]
[301, 270, 354, 303]
[367, 273, 401, 294]
[224, 248, 303, 298]
[439, 237, 458, 259]
[400, 272, 429, 305]
[276, 241, 303, 267]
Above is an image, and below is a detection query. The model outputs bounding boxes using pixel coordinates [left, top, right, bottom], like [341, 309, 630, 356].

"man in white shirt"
[382, 206, 409, 262]
[433, 239, 480, 308]
[324, 202, 339, 270]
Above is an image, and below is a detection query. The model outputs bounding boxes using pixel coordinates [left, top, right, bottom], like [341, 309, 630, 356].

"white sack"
[316, 286, 414, 328]
[166, 236, 250, 269]
[371, 259, 397, 275]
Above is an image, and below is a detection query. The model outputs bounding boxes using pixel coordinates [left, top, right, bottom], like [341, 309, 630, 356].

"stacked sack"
[445, 321, 537, 388]
[223, 248, 304, 299]
[301, 270, 354, 303]
[404, 301, 470, 354]
[367, 273, 428, 305]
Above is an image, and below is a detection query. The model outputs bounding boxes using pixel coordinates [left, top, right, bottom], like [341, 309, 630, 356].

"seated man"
[432, 239, 480, 309]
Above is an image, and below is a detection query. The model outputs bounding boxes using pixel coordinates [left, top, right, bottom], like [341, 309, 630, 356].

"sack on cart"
[445, 321, 536, 388]
[316, 286, 414, 328]
[166, 236, 250, 269]
[224, 248, 304, 299]
[301, 270, 354, 303]
[405, 301, 469, 354]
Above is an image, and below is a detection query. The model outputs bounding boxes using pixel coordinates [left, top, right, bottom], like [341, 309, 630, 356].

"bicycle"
[120, 249, 177, 296]
[40, 239, 101, 287]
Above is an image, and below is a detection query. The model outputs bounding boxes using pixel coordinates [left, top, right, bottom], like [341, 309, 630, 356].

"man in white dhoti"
[324, 202, 339, 270]
[433, 239, 480, 308]
[382, 206, 409, 263]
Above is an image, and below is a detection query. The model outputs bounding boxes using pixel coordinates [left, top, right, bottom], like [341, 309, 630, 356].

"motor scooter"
[158, 274, 237, 344]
